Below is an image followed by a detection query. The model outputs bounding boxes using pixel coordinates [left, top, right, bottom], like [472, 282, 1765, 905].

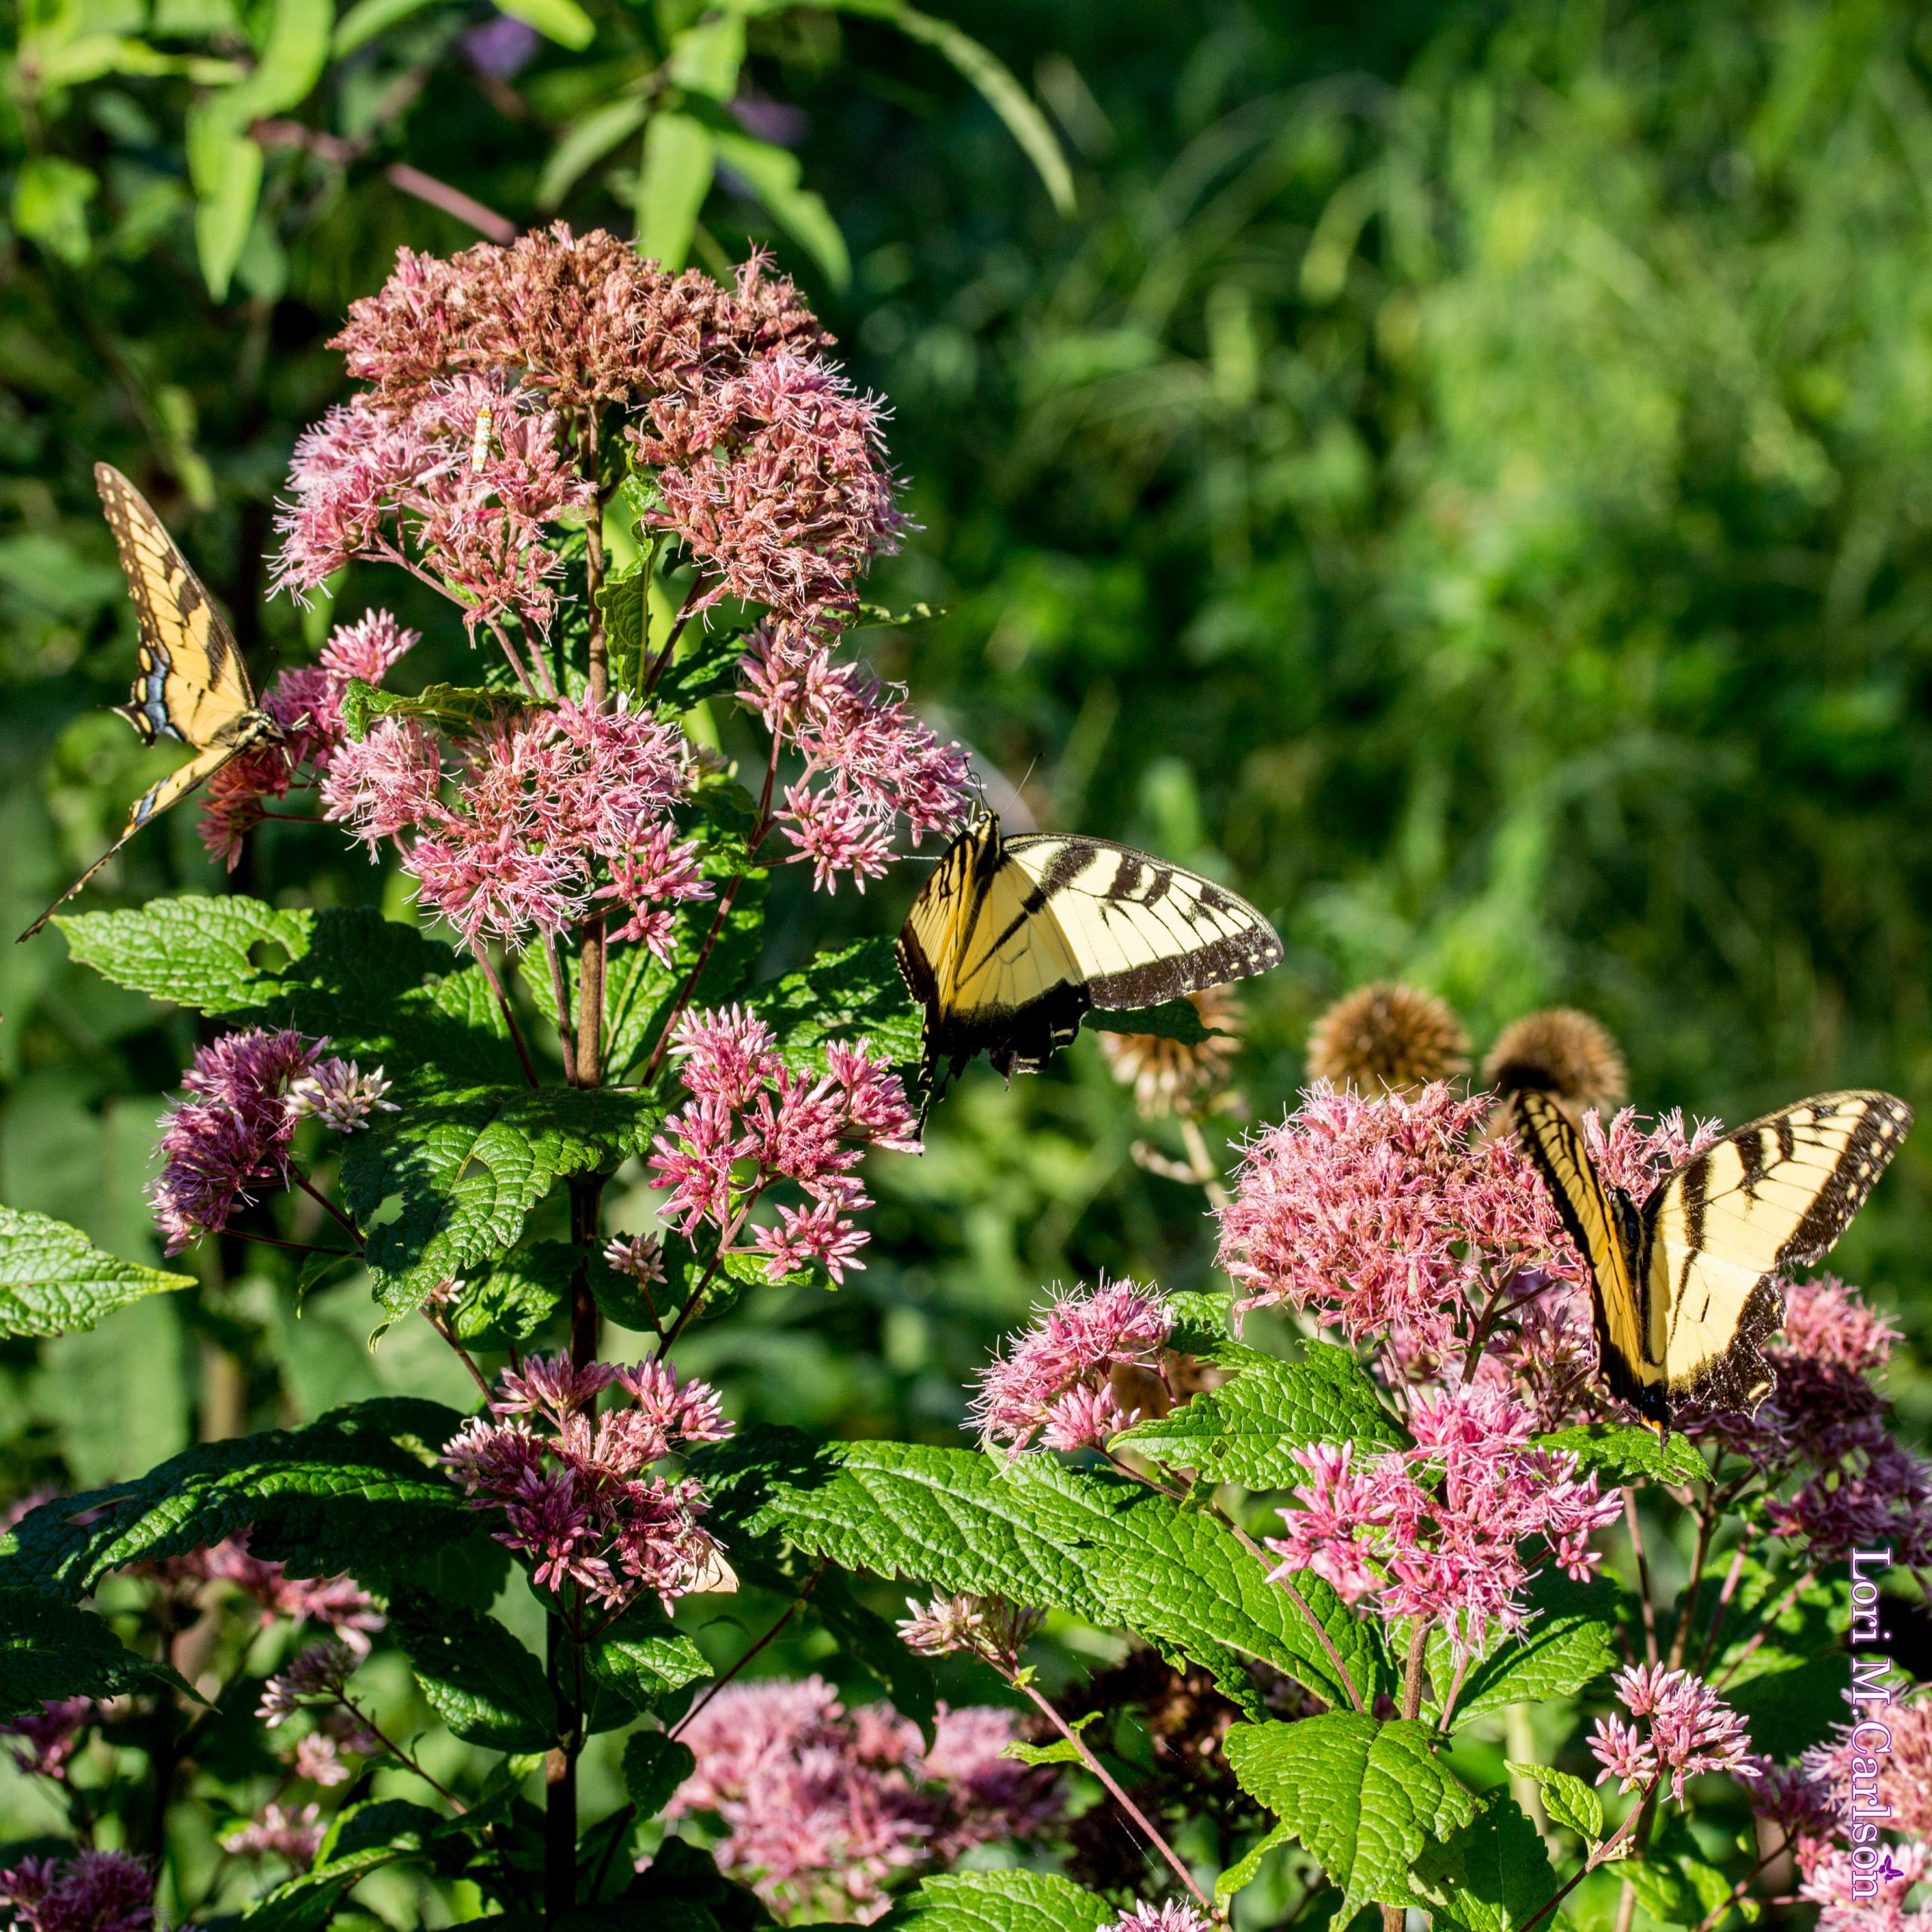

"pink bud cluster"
[1103, 1908, 1215, 1932]
[157, 1535, 385, 1653]
[0, 1698, 96, 1783]
[275, 377, 594, 638]
[648, 1010, 919, 1285]
[220, 1801, 326, 1869]
[0, 1852, 154, 1932]
[148, 1029, 389, 1252]
[198, 610, 418, 866]
[1587, 1662, 1758, 1804]
[665, 1676, 1062, 1922]
[740, 621, 971, 891]
[1218, 1082, 1568, 1354]
[1265, 1384, 1621, 1660]
[441, 1353, 731, 1610]
[322, 694, 709, 955]
[967, 1278, 1175, 1454]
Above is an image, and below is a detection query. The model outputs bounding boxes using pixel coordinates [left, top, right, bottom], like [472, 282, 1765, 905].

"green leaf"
[811, 1568, 938, 1743]
[712, 130, 850, 289]
[581, 1600, 712, 1725]
[242, 1798, 447, 1931]
[340, 1086, 662, 1313]
[340, 677, 550, 740]
[1224, 1713, 1475, 1915]
[881, 1871, 1112, 1932]
[1539, 1423, 1706, 1487]
[747, 937, 924, 1075]
[0, 1208, 194, 1339]
[388, 1592, 556, 1752]
[1623, 1812, 1734, 1926]
[57, 895, 312, 1014]
[698, 1427, 1392, 1715]
[637, 109, 716, 272]
[451, 1241, 578, 1349]
[1083, 997, 1215, 1044]
[620, 1837, 775, 1927]
[1723, 1651, 1848, 1760]
[186, 106, 263, 300]
[1214, 1822, 1294, 1906]
[227, 0, 334, 117]
[1504, 1761, 1602, 1844]
[0, 1589, 198, 1718]
[12, 158, 97, 266]
[332, 0, 443, 54]
[493, 0, 592, 48]
[623, 1730, 696, 1819]
[0, 1404, 469, 1600]
[832, 2, 1075, 217]
[1112, 1341, 1406, 1485]
[651, 623, 752, 715]
[1449, 1571, 1620, 1724]
[540, 96, 651, 208]
[999, 1710, 1099, 1766]
[1414, 1787, 1561, 1932]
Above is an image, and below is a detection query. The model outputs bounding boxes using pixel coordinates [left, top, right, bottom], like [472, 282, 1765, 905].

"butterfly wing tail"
[18, 838, 131, 941]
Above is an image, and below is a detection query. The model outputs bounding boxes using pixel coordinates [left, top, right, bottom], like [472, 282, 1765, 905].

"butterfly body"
[1510, 1084, 1912, 1429]
[20, 466, 280, 940]
[896, 811, 1283, 1097]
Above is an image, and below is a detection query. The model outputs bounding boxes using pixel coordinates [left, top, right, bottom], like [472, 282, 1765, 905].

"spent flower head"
[897, 1592, 1044, 1669]
[0, 1851, 154, 1932]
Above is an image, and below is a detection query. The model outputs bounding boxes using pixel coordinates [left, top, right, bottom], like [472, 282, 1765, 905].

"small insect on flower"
[470, 403, 494, 472]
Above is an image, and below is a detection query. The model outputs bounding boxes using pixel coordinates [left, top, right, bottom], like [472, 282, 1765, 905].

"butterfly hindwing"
[1641, 1090, 1912, 1410]
[20, 469, 278, 940]
[896, 815, 1284, 1094]
[1509, 1088, 1657, 1417]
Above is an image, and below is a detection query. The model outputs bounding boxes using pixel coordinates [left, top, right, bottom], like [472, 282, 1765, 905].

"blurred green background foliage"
[5, 0, 1932, 1522]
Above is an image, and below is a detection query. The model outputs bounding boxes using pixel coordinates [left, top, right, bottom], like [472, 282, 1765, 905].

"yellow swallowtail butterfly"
[1509, 1081, 1911, 1431]
[20, 466, 282, 941]
[896, 810, 1283, 1098]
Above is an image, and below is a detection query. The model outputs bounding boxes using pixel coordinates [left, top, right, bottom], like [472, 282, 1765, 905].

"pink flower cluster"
[1587, 1663, 1758, 1804]
[0, 1853, 153, 1932]
[968, 1278, 1175, 1454]
[441, 1353, 731, 1609]
[149, 1029, 391, 1252]
[276, 376, 594, 641]
[648, 1010, 919, 1285]
[634, 349, 904, 625]
[323, 694, 708, 955]
[220, 1801, 325, 1869]
[198, 610, 417, 866]
[1103, 1908, 1214, 1932]
[666, 1677, 1062, 1922]
[1788, 1697, 1932, 1920]
[254, 1638, 381, 1791]
[1265, 1384, 1621, 1660]
[0, 1698, 95, 1782]
[1802, 1843, 1932, 1932]
[740, 622, 971, 891]
[1218, 1082, 1566, 1354]
[152, 1534, 384, 1653]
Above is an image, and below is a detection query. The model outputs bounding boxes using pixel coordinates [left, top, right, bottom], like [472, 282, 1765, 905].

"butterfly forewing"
[1509, 1089, 1656, 1412]
[1643, 1090, 1912, 1404]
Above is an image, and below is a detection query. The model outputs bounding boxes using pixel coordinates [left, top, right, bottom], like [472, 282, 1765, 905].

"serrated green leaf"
[1540, 1423, 1706, 1487]
[1450, 1571, 1620, 1724]
[389, 1592, 555, 1752]
[623, 1730, 696, 1818]
[0, 1208, 193, 1339]
[0, 1589, 198, 1718]
[1225, 1713, 1475, 1915]
[1504, 1761, 1602, 1844]
[340, 677, 549, 740]
[697, 1427, 1392, 1715]
[241, 1796, 447, 1932]
[881, 1871, 1112, 1932]
[746, 937, 924, 1075]
[1215, 1820, 1294, 1906]
[57, 895, 312, 1013]
[1414, 1786, 1560, 1932]
[1623, 1812, 1734, 1924]
[582, 1600, 711, 1725]
[451, 1241, 577, 1349]
[1722, 1652, 1847, 1760]
[341, 1086, 662, 1313]
[1112, 1341, 1405, 1485]
[1084, 998, 1216, 1044]
[0, 1404, 469, 1600]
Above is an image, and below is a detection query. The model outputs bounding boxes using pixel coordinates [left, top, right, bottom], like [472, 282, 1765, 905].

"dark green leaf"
[1540, 1423, 1707, 1487]
[339, 677, 547, 740]
[451, 1241, 577, 1349]
[582, 1599, 711, 1726]
[0, 1208, 193, 1338]
[880, 1871, 1112, 1932]
[697, 1426, 1392, 1715]
[811, 1568, 939, 1743]
[0, 1589, 198, 1718]
[1112, 1341, 1406, 1485]
[1224, 1713, 1475, 1915]
[340, 1086, 662, 1314]
[617, 1835, 775, 1929]
[388, 1592, 556, 1752]
[0, 1404, 469, 1600]
[1414, 1787, 1560, 1932]
[1449, 1571, 1620, 1723]
[651, 624, 752, 715]
[1504, 1761, 1601, 1844]
[746, 937, 924, 1075]
[622, 1730, 696, 1818]
[1724, 1651, 1850, 1760]
[1084, 998, 1216, 1044]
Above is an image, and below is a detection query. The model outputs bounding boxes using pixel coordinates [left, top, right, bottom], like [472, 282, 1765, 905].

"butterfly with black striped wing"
[896, 811, 1283, 1100]
[1509, 1082, 1912, 1432]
